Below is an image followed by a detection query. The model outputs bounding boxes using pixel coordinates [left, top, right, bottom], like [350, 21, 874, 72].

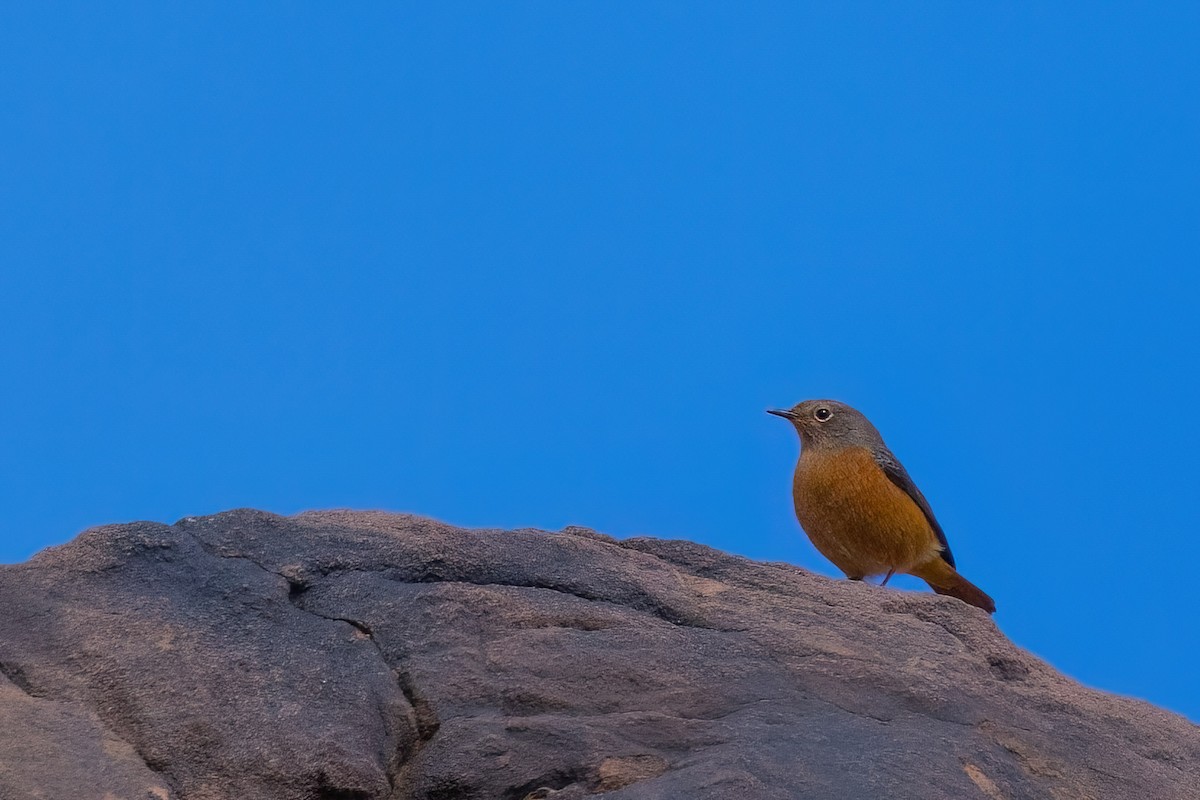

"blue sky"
[2, 4, 1198, 721]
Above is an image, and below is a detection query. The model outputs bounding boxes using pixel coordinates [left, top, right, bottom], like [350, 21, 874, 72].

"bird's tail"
[911, 557, 996, 614]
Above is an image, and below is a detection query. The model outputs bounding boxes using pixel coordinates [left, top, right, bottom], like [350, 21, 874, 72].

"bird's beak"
[767, 408, 795, 419]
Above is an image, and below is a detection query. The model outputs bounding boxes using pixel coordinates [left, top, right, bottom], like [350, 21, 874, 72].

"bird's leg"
[880, 568, 896, 587]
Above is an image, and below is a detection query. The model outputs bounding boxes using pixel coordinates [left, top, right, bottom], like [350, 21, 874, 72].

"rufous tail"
[910, 557, 996, 614]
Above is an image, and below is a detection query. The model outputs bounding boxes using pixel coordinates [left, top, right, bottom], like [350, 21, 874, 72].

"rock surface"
[0, 509, 1196, 800]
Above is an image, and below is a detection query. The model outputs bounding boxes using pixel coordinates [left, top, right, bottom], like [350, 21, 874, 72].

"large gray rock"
[0, 510, 1195, 799]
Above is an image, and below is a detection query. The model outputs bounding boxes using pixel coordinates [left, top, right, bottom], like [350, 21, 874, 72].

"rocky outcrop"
[0, 510, 1195, 799]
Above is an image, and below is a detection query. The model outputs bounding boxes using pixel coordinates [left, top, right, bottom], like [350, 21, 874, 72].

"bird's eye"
[814, 407, 832, 422]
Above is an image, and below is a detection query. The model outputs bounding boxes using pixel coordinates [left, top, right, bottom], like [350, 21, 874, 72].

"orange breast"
[792, 447, 941, 578]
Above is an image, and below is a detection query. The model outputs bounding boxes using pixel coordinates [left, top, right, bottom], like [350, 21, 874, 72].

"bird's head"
[767, 399, 884, 450]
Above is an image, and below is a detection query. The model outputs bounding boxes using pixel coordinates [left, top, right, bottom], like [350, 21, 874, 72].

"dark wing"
[873, 447, 955, 568]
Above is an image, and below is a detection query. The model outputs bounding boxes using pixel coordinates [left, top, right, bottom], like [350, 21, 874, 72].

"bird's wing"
[873, 447, 956, 568]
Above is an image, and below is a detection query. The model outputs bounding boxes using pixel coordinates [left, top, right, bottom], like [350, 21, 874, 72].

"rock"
[0, 509, 1195, 799]
[0, 672, 170, 800]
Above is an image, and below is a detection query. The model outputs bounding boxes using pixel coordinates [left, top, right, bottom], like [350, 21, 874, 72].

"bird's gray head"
[767, 399, 885, 451]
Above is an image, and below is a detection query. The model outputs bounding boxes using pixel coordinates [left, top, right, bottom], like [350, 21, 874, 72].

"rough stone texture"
[0, 509, 1196, 800]
[0, 673, 170, 800]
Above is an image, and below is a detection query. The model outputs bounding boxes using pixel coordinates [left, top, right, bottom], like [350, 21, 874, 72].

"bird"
[768, 399, 995, 613]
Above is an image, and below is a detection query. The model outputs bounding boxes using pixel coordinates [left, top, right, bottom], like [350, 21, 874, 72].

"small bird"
[768, 399, 995, 613]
